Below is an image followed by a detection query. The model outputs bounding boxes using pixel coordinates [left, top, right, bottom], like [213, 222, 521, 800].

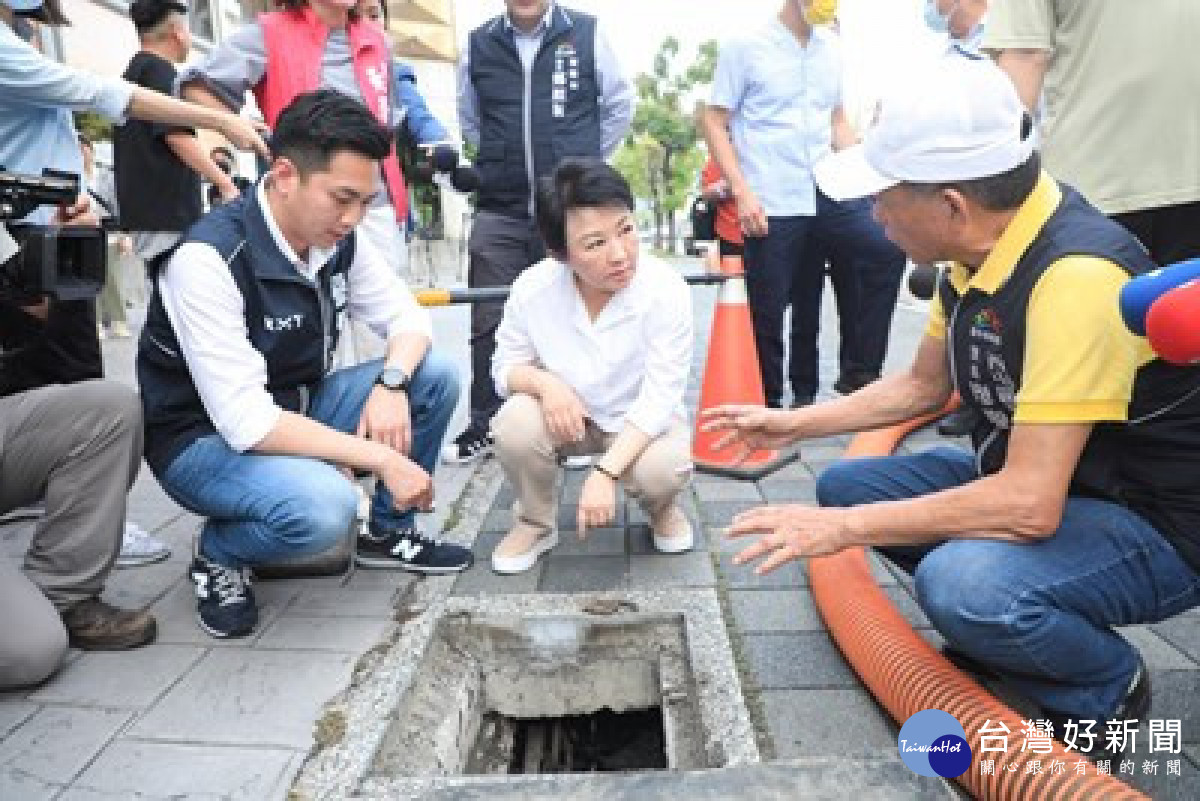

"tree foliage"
[614, 37, 717, 253]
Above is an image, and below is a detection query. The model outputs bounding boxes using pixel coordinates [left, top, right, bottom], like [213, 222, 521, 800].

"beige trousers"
[491, 394, 692, 530]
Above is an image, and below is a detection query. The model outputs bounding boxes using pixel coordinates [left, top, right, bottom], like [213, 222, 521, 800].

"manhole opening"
[475, 707, 668, 774]
[371, 614, 712, 779]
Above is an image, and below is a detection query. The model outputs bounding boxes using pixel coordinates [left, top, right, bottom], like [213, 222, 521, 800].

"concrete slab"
[741, 632, 864, 690]
[554, 526, 627, 557]
[719, 555, 810, 589]
[759, 689, 898, 758]
[0, 701, 38, 738]
[26, 645, 204, 708]
[1151, 617, 1200, 663]
[0, 707, 130, 788]
[690, 478, 764, 503]
[66, 741, 302, 800]
[758, 479, 819, 504]
[729, 589, 823, 633]
[538, 555, 629, 593]
[627, 551, 717, 590]
[1119, 626, 1197, 671]
[256, 616, 393, 653]
[284, 587, 402, 618]
[409, 756, 955, 800]
[128, 649, 354, 749]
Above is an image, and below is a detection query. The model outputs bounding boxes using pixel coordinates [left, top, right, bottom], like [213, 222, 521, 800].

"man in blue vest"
[702, 55, 1200, 759]
[138, 90, 471, 640]
[445, 0, 633, 464]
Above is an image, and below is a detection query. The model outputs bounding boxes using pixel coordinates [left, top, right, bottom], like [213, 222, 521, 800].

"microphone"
[1146, 280, 1200, 365]
[431, 145, 459, 173]
[1119, 257, 1200, 335]
[450, 164, 481, 194]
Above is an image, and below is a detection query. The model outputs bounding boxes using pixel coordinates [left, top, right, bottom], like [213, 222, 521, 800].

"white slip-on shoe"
[650, 506, 694, 554]
[491, 521, 558, 574]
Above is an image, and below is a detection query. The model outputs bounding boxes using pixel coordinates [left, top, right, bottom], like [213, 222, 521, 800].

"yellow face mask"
[803, 0, 838, 26]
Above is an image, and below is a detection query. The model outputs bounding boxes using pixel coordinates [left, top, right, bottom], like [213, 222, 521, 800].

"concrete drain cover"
[294, 591, 759, 799]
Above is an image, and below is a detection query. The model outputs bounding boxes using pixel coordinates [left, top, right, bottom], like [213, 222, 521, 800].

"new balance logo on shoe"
[391, 538, 423, 562]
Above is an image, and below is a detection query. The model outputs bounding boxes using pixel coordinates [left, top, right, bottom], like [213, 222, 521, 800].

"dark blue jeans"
[743, 192, 905, 406]
[159, 353, 459, 568]
[816, 447, 1200, 720]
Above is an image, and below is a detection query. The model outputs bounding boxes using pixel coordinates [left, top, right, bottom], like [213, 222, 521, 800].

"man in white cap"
[701, 53, 1200, 753]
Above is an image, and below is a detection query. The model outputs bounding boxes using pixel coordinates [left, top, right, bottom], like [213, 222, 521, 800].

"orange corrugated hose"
[807, 398, 1148, 800]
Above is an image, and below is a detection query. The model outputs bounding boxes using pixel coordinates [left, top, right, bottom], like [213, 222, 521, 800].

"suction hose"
[807, 400, 1148, 800]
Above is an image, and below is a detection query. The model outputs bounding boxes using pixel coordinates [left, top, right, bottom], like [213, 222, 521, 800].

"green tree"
[614, 37, 717, 253]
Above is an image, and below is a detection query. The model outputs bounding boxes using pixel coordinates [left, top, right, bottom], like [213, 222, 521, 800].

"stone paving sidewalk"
[2, 263, 1199, 799]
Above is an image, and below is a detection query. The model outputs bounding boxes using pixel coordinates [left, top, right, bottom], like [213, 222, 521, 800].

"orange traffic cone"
[692, 258, 799, 480]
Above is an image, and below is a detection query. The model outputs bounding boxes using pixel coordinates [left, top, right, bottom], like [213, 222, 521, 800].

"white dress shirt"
[157, 181, 432, 452]
[492, 252, 693, 438]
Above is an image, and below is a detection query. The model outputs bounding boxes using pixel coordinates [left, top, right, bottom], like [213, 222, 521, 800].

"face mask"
[803, 0, 838, 27]
[923, 0, 956, 34]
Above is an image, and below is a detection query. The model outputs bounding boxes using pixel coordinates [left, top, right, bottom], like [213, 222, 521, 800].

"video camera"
[396, 130, 480, 194]
[0, 167, 106, 302]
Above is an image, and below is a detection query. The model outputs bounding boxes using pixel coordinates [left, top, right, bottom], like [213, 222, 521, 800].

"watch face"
[380, 368, 408, 390]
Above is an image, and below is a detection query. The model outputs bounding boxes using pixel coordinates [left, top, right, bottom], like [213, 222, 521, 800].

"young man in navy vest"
[446, 0, 633, 465]
[703, 56, 1200, 758]
[138, 90, 470, 640]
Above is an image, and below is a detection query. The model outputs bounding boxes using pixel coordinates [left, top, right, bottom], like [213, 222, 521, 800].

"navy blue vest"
[939, 184, 1200, 571]
[468, 7, 602, 217]
[137, 192, 353, 473]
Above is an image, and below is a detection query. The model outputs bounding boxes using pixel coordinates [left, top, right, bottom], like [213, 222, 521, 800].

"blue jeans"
[158, 353, 459, 568]
[816, 446, 1200, 720]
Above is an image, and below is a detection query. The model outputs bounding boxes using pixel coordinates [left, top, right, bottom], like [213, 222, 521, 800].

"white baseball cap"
[814, 53, 1035, 201]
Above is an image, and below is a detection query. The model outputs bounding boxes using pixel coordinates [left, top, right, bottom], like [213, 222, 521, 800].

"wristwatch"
[376, 366, 411, 393]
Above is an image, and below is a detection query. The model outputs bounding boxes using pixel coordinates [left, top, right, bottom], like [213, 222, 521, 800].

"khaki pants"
[491, 394, 692, 530]
[0, 381, 141, 688]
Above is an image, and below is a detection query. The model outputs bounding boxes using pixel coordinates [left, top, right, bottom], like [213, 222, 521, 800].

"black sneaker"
[833, 371, 878, 395]
[1043, 658, 1151, 764]
[441, 425, 494, 465]
[189, 554, 258, 639]
[356, 522, 474, 573]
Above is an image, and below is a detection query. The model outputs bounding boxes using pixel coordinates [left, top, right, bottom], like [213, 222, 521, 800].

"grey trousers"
[0, 381, 142, 688]
[467, 210, 545, 430]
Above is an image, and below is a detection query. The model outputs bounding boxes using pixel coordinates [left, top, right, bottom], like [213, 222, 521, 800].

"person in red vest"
[700, 156, 744, 263]
[179, 0, 409, 269]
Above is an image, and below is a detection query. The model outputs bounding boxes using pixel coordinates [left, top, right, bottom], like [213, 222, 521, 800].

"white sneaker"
[650, 506, 694, 554]
[108, 321, 131, 338]
[116, 522, 171, 568]
[491, 522, 558, 574]
[562, 454, 593, 470]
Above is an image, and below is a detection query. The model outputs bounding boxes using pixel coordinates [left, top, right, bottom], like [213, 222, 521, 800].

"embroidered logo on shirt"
[264, 313, 304, 332]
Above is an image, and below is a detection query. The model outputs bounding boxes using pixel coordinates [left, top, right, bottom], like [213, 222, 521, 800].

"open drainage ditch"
[295, 592, 759, 798]
[371, 614, 708, 776]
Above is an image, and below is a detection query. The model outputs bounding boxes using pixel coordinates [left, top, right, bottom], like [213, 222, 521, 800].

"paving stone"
[690, 478, 764, 502]
[452, 557, 543, 596]
[129, 649, 354, 748]
[101, 560, 189, 610]
[341, 567, 421, 591]
[66, 741, 302, 800]
[555, 526, 627, 556]
[284, 587, 401, 618]
[719, 554, 810, 589]
[0, 770, 58, 801]
[1118, 626, 1197, 671]
[760, 688, 898, 758]
[256, 616, 393, 653]
[757, 479, 818, 504]
[0, 707, 129, 789]
[1116, 753, 1200, 801]
[880, 586, 929, 628]
[0, 701, 37, 738]
[538, 555, 629, 593]
[150, 580, 296, 647]
[754, 459, 813, 484]
[479, 505, 513, 535]
[627, 550, 716, 589]
[1151, 618, 1200, 663]
[1146, 670, 1200, 746]
[697, 500, 761, 527]
[627, 515, 708, 555]
[741, 632, 862, 690]
[27, 645, 203, 708]
[729, 589, 822, 633]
